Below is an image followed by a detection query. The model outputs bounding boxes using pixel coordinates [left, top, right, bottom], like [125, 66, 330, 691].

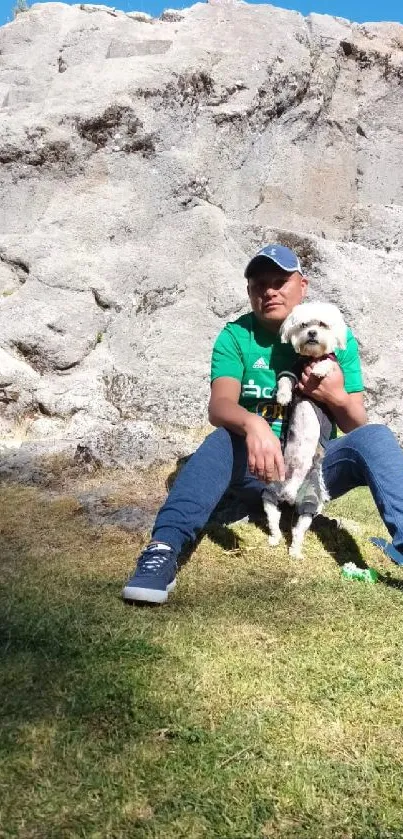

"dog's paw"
[268, 534, 283, 547]
[276, 379, 293, 406]
[289, 545, 304, 560]
[312, 359, 334, 379]
[276, 390, 292, 407]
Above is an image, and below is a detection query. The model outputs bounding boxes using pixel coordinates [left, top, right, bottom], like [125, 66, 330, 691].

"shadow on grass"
[0, 541, 172, 745]
[3, 462, 403, 837]
[167, 456, 365, 566]
[0, 516, 359, 743]
[1, 475, 402, 751]
[180, 502, 403, 598]
[0, 556, 349, 748]
[311, 513, 364, 567]
[312, 515, 403, 592]
[203, 502, 364, 566]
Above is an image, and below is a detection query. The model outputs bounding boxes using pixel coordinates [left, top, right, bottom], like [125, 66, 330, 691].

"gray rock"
[77, 488, 156, 531]
[0, 2, 403, 467]
[85, 419, 196, 468]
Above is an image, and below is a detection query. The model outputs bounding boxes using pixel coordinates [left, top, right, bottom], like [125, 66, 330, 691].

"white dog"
[262, 301, 347, 559]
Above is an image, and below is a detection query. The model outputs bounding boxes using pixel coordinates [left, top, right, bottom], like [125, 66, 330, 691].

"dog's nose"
[307, 329, 317, 338]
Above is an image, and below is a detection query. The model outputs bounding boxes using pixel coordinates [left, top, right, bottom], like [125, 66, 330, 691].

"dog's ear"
[280, 313, 293, 343]
[280, 308, 298, 343]
[333, 311, 348, 350]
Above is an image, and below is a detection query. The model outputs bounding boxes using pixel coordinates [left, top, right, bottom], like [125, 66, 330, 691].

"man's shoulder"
[218, 312, 255, 339]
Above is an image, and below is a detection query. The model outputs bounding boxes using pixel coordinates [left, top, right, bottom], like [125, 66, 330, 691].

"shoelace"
[138, 546, 172, 573]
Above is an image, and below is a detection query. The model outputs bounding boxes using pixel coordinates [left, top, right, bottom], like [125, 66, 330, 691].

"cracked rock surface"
[0, 2, 403, 466]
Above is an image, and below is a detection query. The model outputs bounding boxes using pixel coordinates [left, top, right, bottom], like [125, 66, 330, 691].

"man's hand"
[297, 362, 367, 432]
[245, 414, 285, 483]
[298, 362, 346, 409]
[209, 377, 286, 481]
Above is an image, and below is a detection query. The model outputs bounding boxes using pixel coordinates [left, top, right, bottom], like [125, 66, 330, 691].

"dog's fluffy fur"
[262, 301, 347, 559]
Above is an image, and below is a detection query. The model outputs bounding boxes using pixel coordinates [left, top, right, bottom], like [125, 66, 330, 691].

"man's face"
[247, 266, 308, 330]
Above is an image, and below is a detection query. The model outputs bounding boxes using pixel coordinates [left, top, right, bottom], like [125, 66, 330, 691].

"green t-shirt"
[211, 312, 364, 441]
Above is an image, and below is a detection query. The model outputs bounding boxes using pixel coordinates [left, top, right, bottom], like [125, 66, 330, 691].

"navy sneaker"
[122, 542, 177, 604]
[370, 537, 403, 567]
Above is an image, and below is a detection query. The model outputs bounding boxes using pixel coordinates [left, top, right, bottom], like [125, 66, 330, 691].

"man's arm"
[208, 377, 285, 482]
[298, 364, 367, 432]
[208, 376, 248, 434]
[324, 391, 366, 433]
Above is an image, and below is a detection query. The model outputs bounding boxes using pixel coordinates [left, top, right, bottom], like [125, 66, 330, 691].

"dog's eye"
[300, 323, 307, 329]
[319, 321, 328, 329]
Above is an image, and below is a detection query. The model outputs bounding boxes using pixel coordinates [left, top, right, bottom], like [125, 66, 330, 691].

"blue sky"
[1, 0, 402, 29]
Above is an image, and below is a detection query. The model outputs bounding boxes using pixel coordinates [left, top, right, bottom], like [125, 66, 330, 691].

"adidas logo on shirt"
[252, 357, 270, 369]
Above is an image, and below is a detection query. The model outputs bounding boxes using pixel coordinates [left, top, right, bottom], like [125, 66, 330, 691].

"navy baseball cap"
[244, 244, 303, 279]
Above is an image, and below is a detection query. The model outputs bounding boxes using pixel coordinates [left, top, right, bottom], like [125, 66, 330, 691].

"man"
[123, 244, 403, 604]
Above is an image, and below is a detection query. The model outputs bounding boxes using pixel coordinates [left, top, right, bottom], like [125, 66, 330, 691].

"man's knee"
[207, 426, 235, 448]
[202, 426, 248, 481]
[344, 423, 397, 455]
[210, 425, 231, 443]
[200, 426, 244, 461]
[207, 426, 245, 447]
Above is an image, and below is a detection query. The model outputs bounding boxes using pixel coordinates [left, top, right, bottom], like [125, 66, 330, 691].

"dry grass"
[1, 470, 403, 838]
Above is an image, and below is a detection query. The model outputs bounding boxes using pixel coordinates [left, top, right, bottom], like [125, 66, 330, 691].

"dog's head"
[280, 302, 347, 358]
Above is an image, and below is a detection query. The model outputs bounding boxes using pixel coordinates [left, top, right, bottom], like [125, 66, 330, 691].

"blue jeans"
[152, 424, 403, 556]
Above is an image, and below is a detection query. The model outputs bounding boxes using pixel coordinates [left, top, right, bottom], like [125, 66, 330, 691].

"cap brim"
[244, 254, 301, 279]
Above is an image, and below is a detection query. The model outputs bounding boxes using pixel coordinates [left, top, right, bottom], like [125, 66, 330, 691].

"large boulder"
[0, 1, 402, 466]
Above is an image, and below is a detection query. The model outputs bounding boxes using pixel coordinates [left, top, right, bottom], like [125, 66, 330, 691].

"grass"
[1, 473, 403, 839]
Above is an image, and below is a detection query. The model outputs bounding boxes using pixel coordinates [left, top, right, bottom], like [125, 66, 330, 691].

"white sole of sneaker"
[122, 578, 176, 604]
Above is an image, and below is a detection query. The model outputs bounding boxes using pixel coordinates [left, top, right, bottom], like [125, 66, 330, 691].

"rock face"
[0, 1, 402, 466]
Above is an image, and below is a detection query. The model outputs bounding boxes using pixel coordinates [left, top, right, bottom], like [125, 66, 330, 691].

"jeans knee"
[347, 423, 396, 455]
[203, 426, 236, 459]
[209, 426, 245, 446]
[205, 426, 248, 481]
[210, 426, 233, 447]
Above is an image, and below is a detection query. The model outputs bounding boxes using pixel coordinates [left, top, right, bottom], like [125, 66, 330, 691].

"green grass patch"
[1, 482, 403, 838]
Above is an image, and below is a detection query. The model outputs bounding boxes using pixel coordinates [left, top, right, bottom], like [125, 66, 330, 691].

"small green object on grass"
[341, 562, 378, 583]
